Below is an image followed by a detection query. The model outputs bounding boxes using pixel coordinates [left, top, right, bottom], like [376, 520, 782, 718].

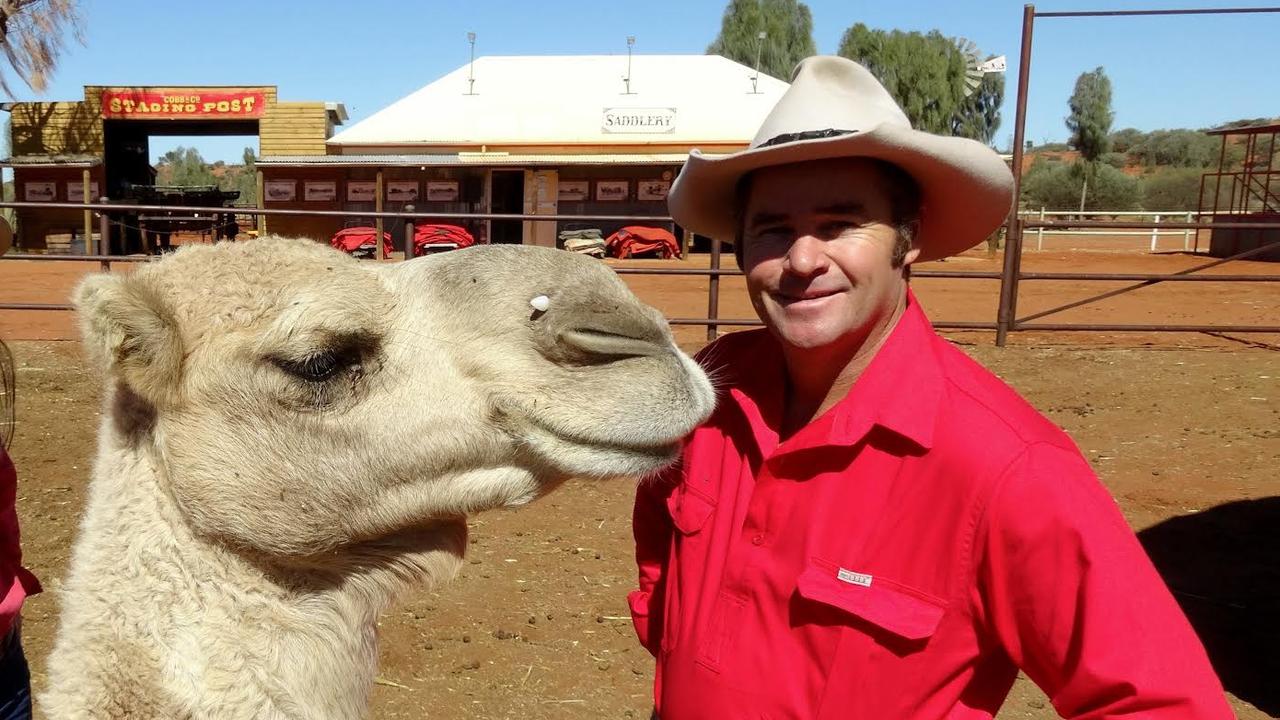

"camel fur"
[42, 237, 714, 719]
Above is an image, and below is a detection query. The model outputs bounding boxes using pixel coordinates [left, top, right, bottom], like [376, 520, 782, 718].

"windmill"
[955, 37, 1007, 97]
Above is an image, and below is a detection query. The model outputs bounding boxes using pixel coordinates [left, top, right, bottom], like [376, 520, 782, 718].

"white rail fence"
[1017, 209, 1215, 252]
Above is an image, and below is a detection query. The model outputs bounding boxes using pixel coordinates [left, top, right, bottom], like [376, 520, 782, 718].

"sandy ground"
[3, 240, 1277, 718]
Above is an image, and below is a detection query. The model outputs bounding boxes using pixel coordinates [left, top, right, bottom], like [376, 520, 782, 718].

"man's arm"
[977, 441, 1233, 719]
[628, 467, 677, 657]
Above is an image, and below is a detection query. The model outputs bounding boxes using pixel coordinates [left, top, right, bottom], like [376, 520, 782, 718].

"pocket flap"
[796, 561, 946, 641]
[666, 483, 715, 535]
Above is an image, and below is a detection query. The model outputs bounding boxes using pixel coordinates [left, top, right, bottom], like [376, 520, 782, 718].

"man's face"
[740, 158, 920, 353]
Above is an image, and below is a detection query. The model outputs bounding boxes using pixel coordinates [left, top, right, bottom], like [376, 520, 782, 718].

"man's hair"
[731, 159, 922, 271]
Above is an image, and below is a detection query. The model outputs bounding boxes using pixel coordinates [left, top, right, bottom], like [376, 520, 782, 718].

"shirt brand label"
[837, 568, 873, 587]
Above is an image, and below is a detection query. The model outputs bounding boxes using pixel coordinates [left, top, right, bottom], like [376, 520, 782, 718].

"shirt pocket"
[659, 480, 718, 656]
[796, 557, 947, 644]
[665, 480, 716, 535]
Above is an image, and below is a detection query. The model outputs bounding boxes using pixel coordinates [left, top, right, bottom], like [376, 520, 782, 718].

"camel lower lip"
[527, 415, 681, 460]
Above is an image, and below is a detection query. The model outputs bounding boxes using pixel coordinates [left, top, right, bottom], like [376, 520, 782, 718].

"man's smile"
[772, 287, 844, 309]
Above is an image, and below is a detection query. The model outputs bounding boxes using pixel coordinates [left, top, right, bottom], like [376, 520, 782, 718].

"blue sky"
[6, 0, 1278, 163]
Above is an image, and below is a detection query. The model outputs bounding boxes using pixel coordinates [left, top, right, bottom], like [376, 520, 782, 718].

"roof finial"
[466, 32, 477, 95]
[751, 31, 766, 94]
[623, 36, 636, 95]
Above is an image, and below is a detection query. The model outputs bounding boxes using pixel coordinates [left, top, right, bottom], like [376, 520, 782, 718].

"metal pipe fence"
[1, 187, 1278, 345]
[996, 3, 1280, 344]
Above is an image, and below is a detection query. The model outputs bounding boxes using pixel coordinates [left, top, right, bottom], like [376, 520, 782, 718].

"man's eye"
[819, 221, 859, 236]
[274, 352, 341, 382]
[753, 226, 791, 239]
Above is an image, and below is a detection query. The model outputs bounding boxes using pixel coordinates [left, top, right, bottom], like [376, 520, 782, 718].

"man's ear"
[902, 246, 923, 266]
[74, 272, 183, 407]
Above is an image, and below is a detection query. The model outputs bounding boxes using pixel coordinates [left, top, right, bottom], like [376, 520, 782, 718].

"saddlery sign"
[601, 107, 677, 134]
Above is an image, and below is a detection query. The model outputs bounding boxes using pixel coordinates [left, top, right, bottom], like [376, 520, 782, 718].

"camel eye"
[274, 351, 342, 383]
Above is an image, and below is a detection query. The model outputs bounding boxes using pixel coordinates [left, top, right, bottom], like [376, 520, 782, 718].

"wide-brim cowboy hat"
[667, 55, 1014, 262]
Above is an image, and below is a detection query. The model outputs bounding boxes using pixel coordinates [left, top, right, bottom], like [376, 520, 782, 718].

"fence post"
[707, 237, 721, 343]
[403, 205, 415, 261]
[1150, 214, 1160, 252]
[1036, 207, 1045, 251]
[1184, 211, 1192, 251]
[255, 171, 266, 236]
[81, 168, 92, 256]
[97, 200, 110, 272]
[375, 171, 385, 260]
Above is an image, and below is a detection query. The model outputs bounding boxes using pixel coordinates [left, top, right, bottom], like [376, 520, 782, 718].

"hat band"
[757, 128, 857, 149]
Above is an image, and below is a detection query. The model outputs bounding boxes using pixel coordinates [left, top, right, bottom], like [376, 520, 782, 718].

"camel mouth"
[530, 414, 683, 458]
[518, 412, 683, 477]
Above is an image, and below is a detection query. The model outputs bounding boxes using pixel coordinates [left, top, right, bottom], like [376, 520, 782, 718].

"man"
[629, 56, 1230, 719]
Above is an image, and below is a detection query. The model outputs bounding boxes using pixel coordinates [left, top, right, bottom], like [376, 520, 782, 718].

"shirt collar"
[719, 289, 943, 455]
[825, 290, 943, 451]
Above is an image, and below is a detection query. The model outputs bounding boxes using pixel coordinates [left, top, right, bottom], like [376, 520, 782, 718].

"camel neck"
[41, 434, 385, 719]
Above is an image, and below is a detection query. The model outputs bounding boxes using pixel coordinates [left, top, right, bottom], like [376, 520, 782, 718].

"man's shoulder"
[929, 337, 1080, 466]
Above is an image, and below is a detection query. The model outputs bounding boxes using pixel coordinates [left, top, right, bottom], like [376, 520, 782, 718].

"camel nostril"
[560, 327, 666, 360]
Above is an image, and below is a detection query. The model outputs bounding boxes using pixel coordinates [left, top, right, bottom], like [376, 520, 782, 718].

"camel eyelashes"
[272, 348, 360, 383]
[277, 352, 341, 382]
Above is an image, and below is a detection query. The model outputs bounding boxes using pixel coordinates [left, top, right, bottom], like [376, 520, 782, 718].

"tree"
[837, 24, 1003, 144]
[707, 0, 816, 81]
[1129, 129, 1229, 169]
[1141, 168, 1206, 211]
[0, 0, 83, 96]
[952, 73, 1005, 145]
[1109, 127, 1145, 154]
[153, 145, 258, 205]
[1021, 159, 1140, 211]
[236, 147, 257, 205]
[1065, 67, 1114, 211]
[156, 146, 217, 187]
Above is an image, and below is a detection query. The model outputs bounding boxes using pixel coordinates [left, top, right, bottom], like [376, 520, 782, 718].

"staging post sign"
[100, 87, 269, 119]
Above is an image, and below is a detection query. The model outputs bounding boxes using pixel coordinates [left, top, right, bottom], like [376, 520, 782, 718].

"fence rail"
[1, 201, 1278, 345]
[1013, 209, 1271, 252]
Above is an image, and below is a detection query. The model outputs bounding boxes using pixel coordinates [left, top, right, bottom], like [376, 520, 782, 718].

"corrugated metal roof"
[328, 55, 787, 148]
[1205, 122, 1280, 136]
[256, 152, 712, 167]
[0, 154, 102, 167]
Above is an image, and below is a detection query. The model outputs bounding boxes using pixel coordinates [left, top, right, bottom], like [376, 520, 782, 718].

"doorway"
[489, 170, 524, 244]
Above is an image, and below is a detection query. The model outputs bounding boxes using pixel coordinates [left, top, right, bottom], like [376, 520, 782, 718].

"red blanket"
[606, 226, 680, 259]
[330, 227, 393, 257]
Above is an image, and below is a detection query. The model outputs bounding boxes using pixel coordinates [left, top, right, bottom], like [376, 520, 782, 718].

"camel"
[42, 236, 715, 719]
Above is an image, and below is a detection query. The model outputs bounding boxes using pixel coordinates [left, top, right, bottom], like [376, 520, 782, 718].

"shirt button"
[751, 534, 765, 546]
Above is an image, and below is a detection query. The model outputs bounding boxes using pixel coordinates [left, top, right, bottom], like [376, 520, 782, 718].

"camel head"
[74, 236, 714, 562]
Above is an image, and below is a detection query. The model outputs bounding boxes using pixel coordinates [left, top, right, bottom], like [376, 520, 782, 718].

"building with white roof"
[258, 54, 787, 248]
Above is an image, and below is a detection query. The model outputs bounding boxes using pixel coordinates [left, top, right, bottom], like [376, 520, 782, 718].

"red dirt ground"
[4, 241, 1278, 719]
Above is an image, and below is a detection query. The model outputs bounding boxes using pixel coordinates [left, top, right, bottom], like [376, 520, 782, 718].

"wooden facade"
[5, 85, 339, 250]
[260, 102, 331, 157]
[10, 165, 106, 252]
[9, 101, 104, 157]
[256, 162, 683, 250]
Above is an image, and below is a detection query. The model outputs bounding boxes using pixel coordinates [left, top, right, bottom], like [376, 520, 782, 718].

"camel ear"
[75, 273, 183, 406]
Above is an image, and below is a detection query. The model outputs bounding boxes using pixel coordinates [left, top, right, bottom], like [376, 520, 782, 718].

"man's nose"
[783, 234, 829, 278]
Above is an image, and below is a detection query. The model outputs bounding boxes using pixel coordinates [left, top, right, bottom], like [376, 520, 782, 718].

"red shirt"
[0, 447, 40, 638]
[629, 294, 1230, 719]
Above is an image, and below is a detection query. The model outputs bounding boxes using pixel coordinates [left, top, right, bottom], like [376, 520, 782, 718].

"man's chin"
[764, 316, 845, 351]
